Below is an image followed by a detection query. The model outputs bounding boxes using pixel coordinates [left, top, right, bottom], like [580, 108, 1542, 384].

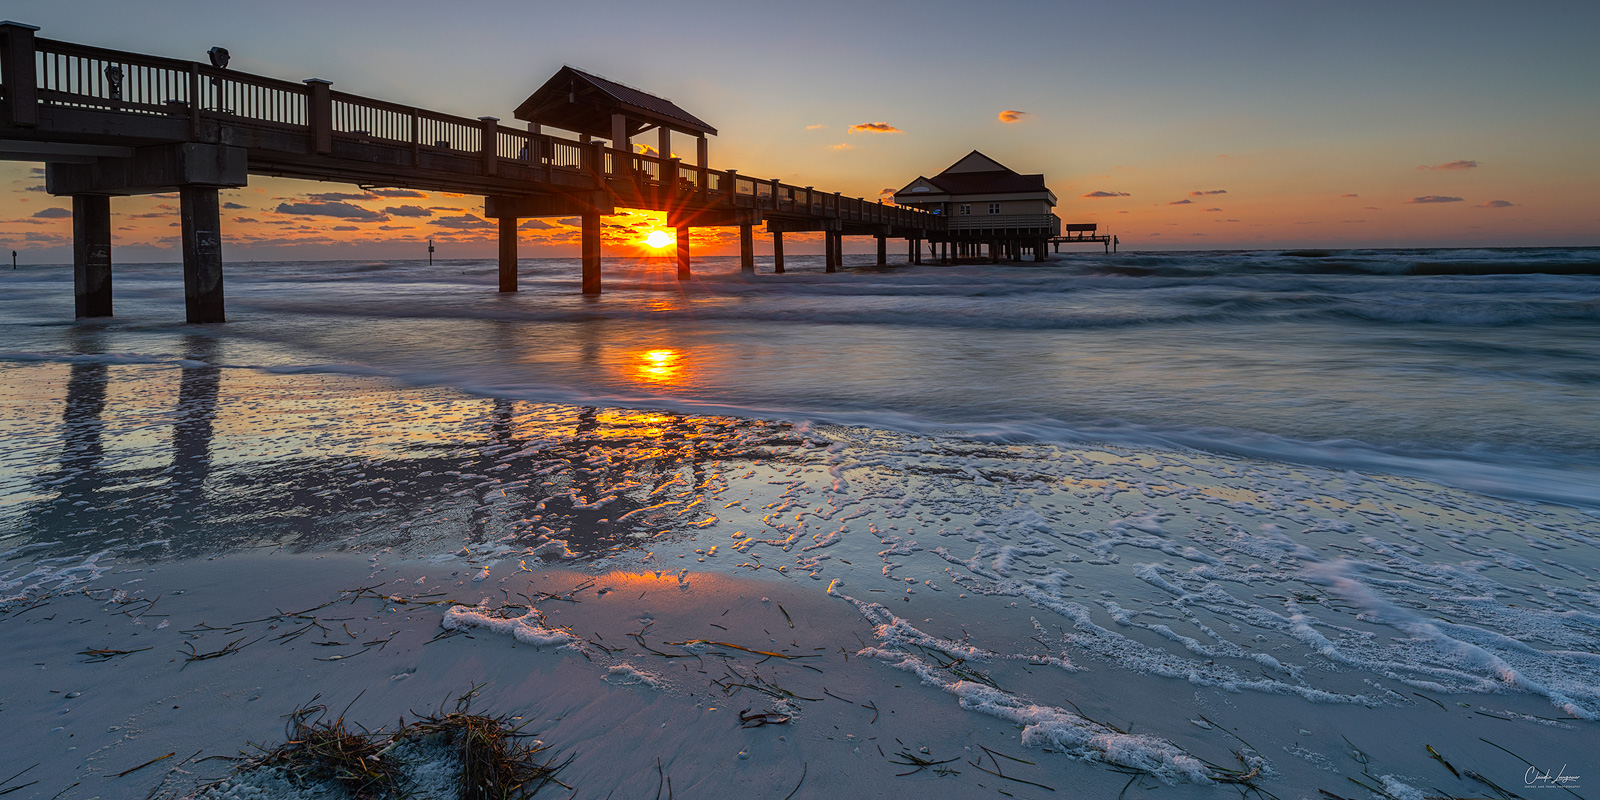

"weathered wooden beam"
[179, 186, 225, 323]
[581, 212, 601, 295]
[676, 225, 690, 280]
[498, 215, 517, 292]
[73, 195, 113, 318]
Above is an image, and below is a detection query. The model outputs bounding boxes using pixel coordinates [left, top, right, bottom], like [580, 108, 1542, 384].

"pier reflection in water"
[6, 356, 806, 561]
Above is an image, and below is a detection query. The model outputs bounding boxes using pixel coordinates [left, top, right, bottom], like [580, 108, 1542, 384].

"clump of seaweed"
[194, 691, 570, 799]
[405, 691, 573, 800]
[252, 698, 399, 798]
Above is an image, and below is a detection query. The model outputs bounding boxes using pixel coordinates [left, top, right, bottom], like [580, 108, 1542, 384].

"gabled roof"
[513, 66, 717, 139]
[893, 151, 1054, 200]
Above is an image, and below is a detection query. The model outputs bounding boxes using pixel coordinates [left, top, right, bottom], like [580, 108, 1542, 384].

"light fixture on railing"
[103, 64, 123, 102]
[207, 47, 230, 69]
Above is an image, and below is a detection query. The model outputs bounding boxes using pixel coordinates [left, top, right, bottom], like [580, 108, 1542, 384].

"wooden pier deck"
[0, 23, 947, 322]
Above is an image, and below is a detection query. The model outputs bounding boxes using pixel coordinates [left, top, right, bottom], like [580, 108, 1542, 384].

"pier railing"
[8, 30, 942, 231]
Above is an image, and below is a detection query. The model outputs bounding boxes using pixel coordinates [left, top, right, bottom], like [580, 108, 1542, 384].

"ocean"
[3, 246, 1599, 796]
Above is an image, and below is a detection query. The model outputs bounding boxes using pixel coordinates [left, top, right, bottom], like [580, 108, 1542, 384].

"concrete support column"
[179, 186, 225, 323]
[1011, 240, 1022, 261]
[1034, 240, 1046, 262]
[907, 238, 914, 263]
[73, 195, 113, 318]
[676, 225, 691, 280]
[876, 235, 887, 266]
[940, 240, 948, 264]
[825, 231, 838, 273]
[497, 216, 518, 292]
[772, 231, 785, 274]
[581, 212, 602, 295]
[912, 238, 922, 265]
[739, 224, 754, 272]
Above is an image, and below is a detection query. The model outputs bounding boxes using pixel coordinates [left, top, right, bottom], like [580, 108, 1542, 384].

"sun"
[643, 229, 674, 249]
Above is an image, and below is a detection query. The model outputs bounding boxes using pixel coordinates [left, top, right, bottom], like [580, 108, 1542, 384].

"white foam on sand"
[828, 579, 1225, 785]
[442, 602, 583, 649]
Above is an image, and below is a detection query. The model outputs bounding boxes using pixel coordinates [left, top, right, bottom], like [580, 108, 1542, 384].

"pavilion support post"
[581, 212, 602, 295]
[876, 235, 886, 266]
[739, 224, 754, 272]
[772, 231, 785, 274]
[676, 225, 691, 280]
[497, 216, 518, 292]
[659, 127, 672, 161]
[73, 195, 113, 318]
[304, 79, 333, 155]
[179, 186, 225, 324]
[0, 22, 41, 127]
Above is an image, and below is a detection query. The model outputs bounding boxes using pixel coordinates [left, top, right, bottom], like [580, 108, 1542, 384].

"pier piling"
[677, 225, 691, 280]
[739, 224, 754, 272]
[179, 186, 225, 323]
[581, 212, 602, 295]
[72, 195, 113, 318]
[498, 216, 518, 292]
[772, 231, 785, 274]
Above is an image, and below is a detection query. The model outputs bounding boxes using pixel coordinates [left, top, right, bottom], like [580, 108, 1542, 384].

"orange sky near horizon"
[0, 1, 1596, 262]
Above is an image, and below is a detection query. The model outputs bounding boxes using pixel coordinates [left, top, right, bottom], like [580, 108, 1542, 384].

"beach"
[4, 249, 1600, 799]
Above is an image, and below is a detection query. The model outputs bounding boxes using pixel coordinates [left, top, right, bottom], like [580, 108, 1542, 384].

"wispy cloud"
[804, 124, 827, 131]
[1204, 207, 1223, 212]
[368, 188, 426, 198]
[848, 122, 901, 134]
[1340, 193, 1359, 198]
[307, 192, 374, 202]
[223, 202, 248, 210]
[1168, 199, 1193, 205]
[275, 201, 387, 221]
[31, 207, 71, 218]
[384, 205, 433, 217]
[1082, 191, 1130, 198]
[998, 110, 1028, 123]
[1403, 195, 1464, 204]
[829, 143, 855, 151]
[878, 188, 895, 196]
[1188, 189, 1227, 196]
[1418, 160, 1477, 171]
[428, 214, 493, 230]
[1477, 199, 1515, 208]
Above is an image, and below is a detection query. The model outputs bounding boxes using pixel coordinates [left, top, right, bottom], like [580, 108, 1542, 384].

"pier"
[0, 23, 947, 322]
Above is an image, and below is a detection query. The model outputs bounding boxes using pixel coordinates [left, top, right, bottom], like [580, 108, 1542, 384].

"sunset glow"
[643, 229, 674, 249]
[635, 349, 683, 384]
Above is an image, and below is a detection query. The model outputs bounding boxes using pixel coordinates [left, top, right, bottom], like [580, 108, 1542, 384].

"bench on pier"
[1057, 224, 1099, 241]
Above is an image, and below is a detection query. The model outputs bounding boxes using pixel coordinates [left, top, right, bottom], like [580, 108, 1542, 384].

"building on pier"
[892, 151, 1061, 262]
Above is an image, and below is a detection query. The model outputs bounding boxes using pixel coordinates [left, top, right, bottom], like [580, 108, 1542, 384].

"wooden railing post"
[665, 157, 680, 197]
[304, 79, 332, 154]
[724, 169, 737, 205]
[478, 116, 498, 176]
[771, 179, 781, 209]
[0, 22, 41, 126]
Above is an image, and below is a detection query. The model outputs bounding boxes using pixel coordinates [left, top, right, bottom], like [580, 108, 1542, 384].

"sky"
[2, 0, 1597, 261]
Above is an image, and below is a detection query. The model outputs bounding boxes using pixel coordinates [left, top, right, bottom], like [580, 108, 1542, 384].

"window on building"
[958, 204, 971, 215]
[988, 202, 1001, 214]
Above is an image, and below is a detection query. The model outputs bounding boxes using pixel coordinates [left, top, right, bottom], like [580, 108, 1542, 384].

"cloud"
[1477, 199, 1515, 208]
[307, 192, 375, 202]
[275, 201, 387, 221]
[1082, 191, 1130, 198]
[805, 124, 827, 131]
[368, 188, 427, 198]
[848, 122, 901, 134]
[998, 110, 1028, 123]
[829, 143, 854, 151]
[1168, 199, 1193, 205]
[1188, 189, 1227, 196]
[878, 188, 895, 196]
[1419, 160, 1477, 171]
[331, 225, 359, 231]
[233, 217, 259, 223]
[1204, 207, 1222, 212]
[428, 214, 493, 230]
[1341, 193, 1359, 198]
[223, 202, 248, 210]
[1403, 195, 1464, 204]
[519, 219, 556, 230]
[32, 207, 72, 218]
[384, 205, 433, 217]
